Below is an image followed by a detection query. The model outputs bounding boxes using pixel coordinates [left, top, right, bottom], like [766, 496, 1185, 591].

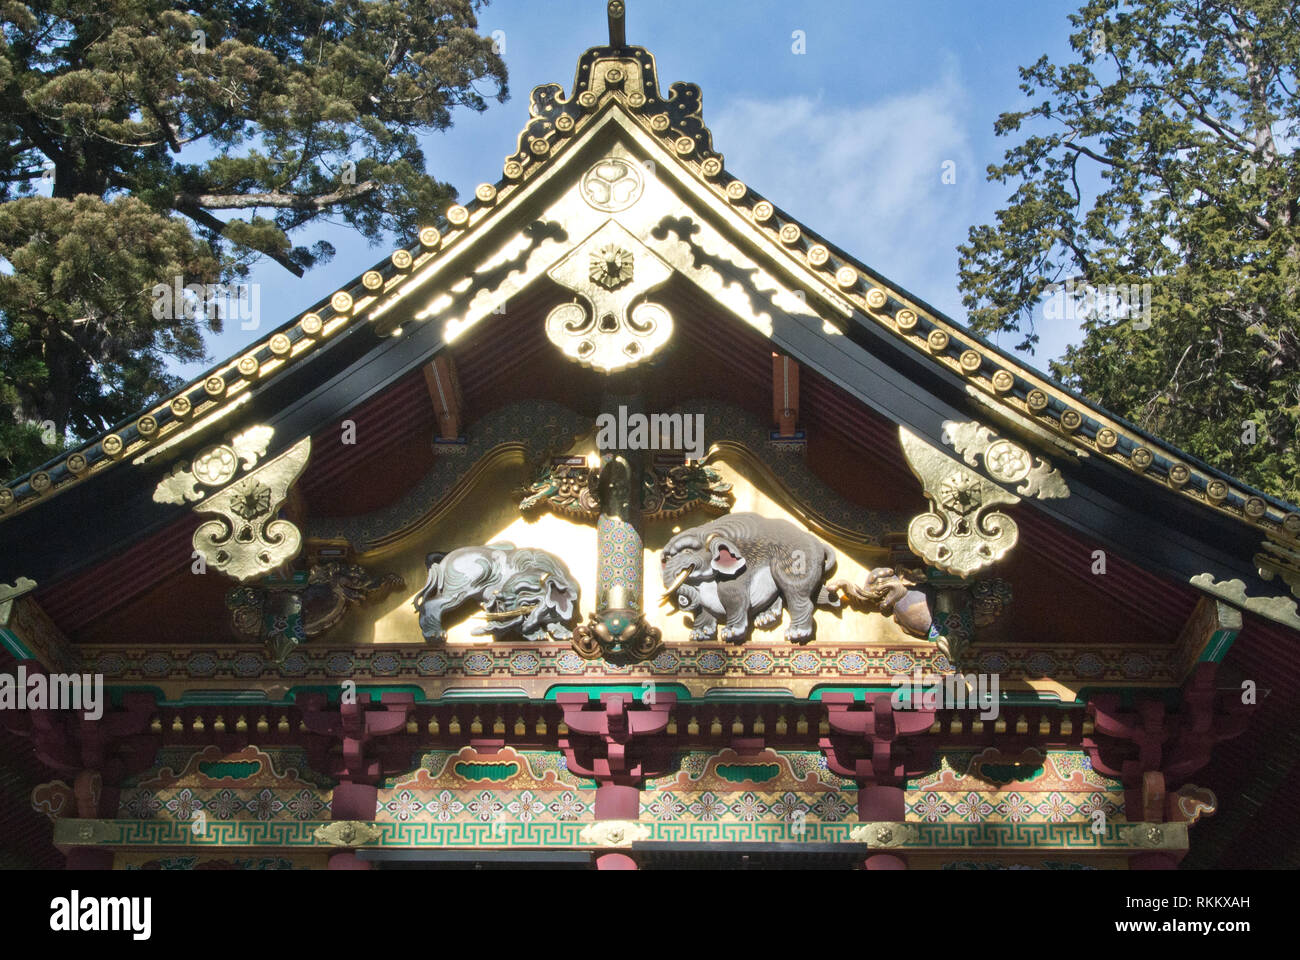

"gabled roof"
[1, 30, 1298, 633]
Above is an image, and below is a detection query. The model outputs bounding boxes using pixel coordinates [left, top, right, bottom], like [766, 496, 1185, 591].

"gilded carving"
[228, 563, 405, 662]
[0, 576, 37, 604]
[52, 819, 117, 846]
[520, 458, 732, 521]
[545, 220, 673, 372]
[590, 244, 635, 289]
[900, 426, 1021, 577]
[579, 820, 651, 848]
[1123, 822, 1188, 851]
[943, 420, 1069, 500]
[154, 425, 276, 505]
[849, 822, 920, 847]
[829, 567, 933, 638]
[971, 578, 1014, 628]
[1255, 537, 1300, 602]
[192, 438, 310, 583]
[313, 820, 383, 847]
[901, 423, 1067, 578]
[580, 157, 645, 212]
[1189, 573, 1300, 631]
[412, 544, 579, 642]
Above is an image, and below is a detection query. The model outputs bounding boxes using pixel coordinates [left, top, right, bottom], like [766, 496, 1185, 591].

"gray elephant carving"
[660, 513, 837, 642]
[412, 543, 579, 642]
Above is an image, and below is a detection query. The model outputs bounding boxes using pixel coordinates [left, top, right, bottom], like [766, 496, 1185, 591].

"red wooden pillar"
[863, 854, 907, 870]
[327, 851, 373, 870]
[424, 355, 464, 442]
[1129, 852, 1180, 870]
[558, 692, 676, 871]
[820, 693, 933, 872]
[771, 353, 800, 437]
[20, 676, 158, 870]
[301, 692, 412, 871]
[596, 852, 639, 870]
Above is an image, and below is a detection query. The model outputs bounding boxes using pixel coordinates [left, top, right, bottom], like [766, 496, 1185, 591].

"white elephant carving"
[413, 543, 579, 642]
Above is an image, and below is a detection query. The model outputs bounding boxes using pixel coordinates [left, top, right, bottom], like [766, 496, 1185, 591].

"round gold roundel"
[580, 157, 645, 212]
[193, 446, 238, 486]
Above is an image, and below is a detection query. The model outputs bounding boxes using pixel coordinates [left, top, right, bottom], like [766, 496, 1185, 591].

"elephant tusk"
[477, 603, 538, 621]
[659, 567, 693, 606]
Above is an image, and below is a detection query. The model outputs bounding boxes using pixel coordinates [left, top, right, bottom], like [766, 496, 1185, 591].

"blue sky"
[177, 0, 1089, 380]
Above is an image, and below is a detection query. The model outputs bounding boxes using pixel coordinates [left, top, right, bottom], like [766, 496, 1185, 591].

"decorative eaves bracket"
[899, 420, 1069, 578]
[155, 430, 312, 584]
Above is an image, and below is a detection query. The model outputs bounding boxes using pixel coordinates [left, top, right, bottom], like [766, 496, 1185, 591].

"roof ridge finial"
[607, 0, 626, 48]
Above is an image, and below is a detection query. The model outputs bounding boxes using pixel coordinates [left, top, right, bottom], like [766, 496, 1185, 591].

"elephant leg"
[418, 599, 449, 641]
[717, 579, 751, 642]
[547, 620, 573, 641]
[754, 594, 784, 628]
[784, 590, 817, 642]
[423, 584, 482, 640]
[688, 607, 718, 641]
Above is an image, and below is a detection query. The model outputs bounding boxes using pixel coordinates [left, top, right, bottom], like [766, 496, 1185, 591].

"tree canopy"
[0, 0, 507, 476]
[958, 0, 1299, 503]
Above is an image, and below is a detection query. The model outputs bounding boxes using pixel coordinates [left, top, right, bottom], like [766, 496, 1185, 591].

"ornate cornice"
[5, 25, 1295, 563]
[49, 817, 1187, 854]
[77, 637, 1183, 703]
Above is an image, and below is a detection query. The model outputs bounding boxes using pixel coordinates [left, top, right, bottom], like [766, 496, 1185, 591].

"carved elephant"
[660, 513, 837, 642]
[412, 543, 579, 642]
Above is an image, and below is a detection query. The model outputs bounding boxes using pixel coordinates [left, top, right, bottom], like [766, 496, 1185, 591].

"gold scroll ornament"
[192, 438, 311, 582]
[899, 421, 1068, 577]
[545, 219, 673, 373]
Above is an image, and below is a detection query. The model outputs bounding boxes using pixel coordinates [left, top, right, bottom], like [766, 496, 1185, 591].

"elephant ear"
[709, 536, 747, 576]
[543, 576, 575, 620]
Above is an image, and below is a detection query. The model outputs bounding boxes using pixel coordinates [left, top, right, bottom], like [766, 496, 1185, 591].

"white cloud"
[709, 73, 976, 318]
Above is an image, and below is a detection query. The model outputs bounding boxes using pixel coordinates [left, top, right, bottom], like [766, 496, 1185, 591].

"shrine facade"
[2, 2, 1298, 871]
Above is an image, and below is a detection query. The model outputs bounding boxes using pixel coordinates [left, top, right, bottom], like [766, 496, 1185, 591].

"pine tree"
[958, 0, 1298, 503]
[0, 0, 507, 476]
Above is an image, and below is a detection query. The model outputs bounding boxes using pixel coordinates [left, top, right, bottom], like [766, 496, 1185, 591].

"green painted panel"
[0, 627, 32, 660]
[197, 761, 261, 780]
[453, 762, 520, 782]
[542, 684, 692, 702]
[715, 763, 780, 784]
[1199, 627, 1239, 664]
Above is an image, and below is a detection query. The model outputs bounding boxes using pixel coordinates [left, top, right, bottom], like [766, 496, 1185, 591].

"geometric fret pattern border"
[54, 818, 1187, 852]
